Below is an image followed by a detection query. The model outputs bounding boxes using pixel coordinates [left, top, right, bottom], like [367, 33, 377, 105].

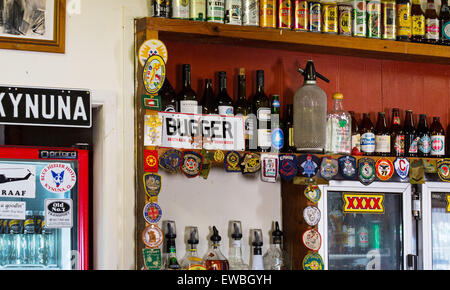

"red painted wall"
[163, 39, 450, 128]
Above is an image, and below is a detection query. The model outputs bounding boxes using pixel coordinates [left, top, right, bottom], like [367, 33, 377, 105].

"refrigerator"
[0, 146, 89, 270]
[317, 180, 414, 270]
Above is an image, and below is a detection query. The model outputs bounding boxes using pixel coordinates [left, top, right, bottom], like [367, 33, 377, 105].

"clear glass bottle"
[180, 226, 206, 270]
[164, 221, 181, 270]
[204, 226, 229, 270]
[250, 229, 264, 270]
[23, 210, 36, 264]
[263, 221, 287, 270]
[326, 92, 351, 154]
[228, 221, 249, 270]
[293, 60, 329, 153]
[9, 219, 24, 265]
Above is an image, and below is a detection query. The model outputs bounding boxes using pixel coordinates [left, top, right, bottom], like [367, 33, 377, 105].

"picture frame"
[0, 0, 66, 53]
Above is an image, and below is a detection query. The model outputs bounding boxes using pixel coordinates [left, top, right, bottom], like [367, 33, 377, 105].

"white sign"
[45, 199, 73, 228]
[0, 164, 36, 198]
[145, 112, 245, 151]
[0, 201, 26, 220]
[40, 163, 77, 193]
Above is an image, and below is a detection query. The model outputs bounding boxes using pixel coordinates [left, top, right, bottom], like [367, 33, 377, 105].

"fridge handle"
[407, 254, 418, 270]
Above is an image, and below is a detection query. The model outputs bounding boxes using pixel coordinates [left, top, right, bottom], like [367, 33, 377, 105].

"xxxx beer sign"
[343, 193, 385, 214]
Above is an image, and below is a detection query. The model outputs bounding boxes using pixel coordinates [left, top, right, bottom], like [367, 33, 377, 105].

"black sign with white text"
[0, 86, 91, 128]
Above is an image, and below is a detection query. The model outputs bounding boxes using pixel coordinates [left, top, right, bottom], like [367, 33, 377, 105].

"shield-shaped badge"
[224, 151, 241, 172]
[358, 157, 376, 185]
[304, 185, 322, 203]
[160, 149, 182, 174]
[240, 153, 261, 174]
[410, 159, 425, 184]
[279, 154, 298, 181]
[298, 154, 320, 178]
[375, 158, 394, 181]
[143, 173, 162, 198]
[338, 155, 357, 179]
[394, 157, 410, 180]
[180, 151, 203, 178]
[302, 252, 324, 270]
[437, 159, 450, 182]
[320, 157, 338, 180]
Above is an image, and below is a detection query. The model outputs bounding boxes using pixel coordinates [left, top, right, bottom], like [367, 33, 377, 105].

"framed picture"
[0, 0, 65, 53]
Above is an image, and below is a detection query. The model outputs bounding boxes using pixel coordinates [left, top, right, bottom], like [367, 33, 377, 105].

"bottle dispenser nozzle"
[298, 60, 330, 83]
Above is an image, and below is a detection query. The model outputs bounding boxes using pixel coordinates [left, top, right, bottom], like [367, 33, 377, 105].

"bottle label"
[187, 264, 207, 270]
[419, 135, 431, 154]
[375, 135, 391, 153]
[394, 135, 405, 154]
[426, 18, 439, 40]
[409, 136, 420, 153]
[271, 128, 284, 150]
[352, 133, 361, 151]
[180, 100, 198, 114]
[431, 135, 445, 155]
[393, 116, 401, 125]
[258, 129, 272, 147]
[361, 132, 375, 153]
[218, 106, 234, 115]
[359, 229, 369, 247]
[397, 4, 411, 37]
[289, 127, 295, 147]
[412, 15, 425, 36]
[347, 227, 356, 247]
[443, 21, 450, 39]
[329, 118, 351, 153]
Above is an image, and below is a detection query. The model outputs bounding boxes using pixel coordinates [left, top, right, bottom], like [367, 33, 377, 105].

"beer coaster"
[304, 185, 321, 203]
[437, 159, 450, 182]
[138, 39, 168, 66]
[143, 173, 161, 198]
[224, 151, 241, 172]
[142, 224, 164, 249]
[279, 154, 298, 181]
[142, 248, 162, 270]
[143, 202, 163, 224]
[144, 150, 159, 173]
[180, 151, 203, 178]
[394, 157, 410, 180]
[303, 206, 321, 226]
[338, 155, 357, 179]
[358, 157, 376, 185]
[240, 152, 261, 174]
[302, 252, 324, 270]
[375, 158, 394, 181]
[261, 154, 279, 182]
[320, 157, 338, 180]
[302, 228, 322, 251]
[143, 54, 166, 95]
[297, 154, 320, 178]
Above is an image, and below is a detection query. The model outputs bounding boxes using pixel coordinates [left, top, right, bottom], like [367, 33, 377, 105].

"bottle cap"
[239, 68, 245, 75]
[182, 64, 191, 71]
[332, 92, 343, 100]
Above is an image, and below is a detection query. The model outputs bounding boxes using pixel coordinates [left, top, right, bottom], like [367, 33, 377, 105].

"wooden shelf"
[136, 17, 450, 65]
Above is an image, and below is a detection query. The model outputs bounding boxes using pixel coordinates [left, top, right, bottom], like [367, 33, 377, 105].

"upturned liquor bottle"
[161, 79, 178, 112]
[271, 95, 284, 153]
[391, 108, 405, 156]
[204, 226, 229, 270]
[216, 71, 234, 116]
[396, 0, 412, 41]
[263, 221, 288, 270]
[425, 0, 440, 44]
[349, 111, 361, 154]
[440, 0, 450, 45]
[430, 116, 445, 157]
[325, 92, 351, 154]
[164, 221, 181, 270]
[360, 113, 376, 156]
[411, 0, 425, 42]
[252, 70, 271, 152]
[234, 68, 254, 150]
[375, 112, 391, 156]
[180, 226, 207, 270]
[228, 221, 249, 270]
[284, 104, 295, 153]
[250, 229, 264, 270]
[178, 64, 199, 114]
[404, 110, 418, 157]
[202, 79, 216, 114]
[417, 114, 431, 157]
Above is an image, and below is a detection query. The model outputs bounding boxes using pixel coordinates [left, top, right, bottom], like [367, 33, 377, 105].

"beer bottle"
[396, 0, 412, 41]
[360, 113, 376, 156]
[234, 68, 252, 150]
[425, 0, 440, 44]
[160, 79, 178, 112]
[417, 114, 431, 157]
[201, 79, 216, 114]
[430, 116, 445, 157]
[216, 71, 234, 116]
[357, 215, 369, 253]
[252, 70, 271, 152]
[349, 111, 361, 154]
[411, 0, 425, 42]
[375, 112, 391, 156]
[404, 110, 418, 157]
[440, 0, 450, 45]
[271, 95, 284, 153]
[178, 64, 199, 114]
[284, 104, 295, 153]
[391, 108, 405, 156]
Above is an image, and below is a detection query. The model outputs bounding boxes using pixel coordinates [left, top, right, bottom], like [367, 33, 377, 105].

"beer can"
[172, 0, 190, 19]
[190, 0, 206, 21]
[152, 0, 169, 17]
[278, 0, 292, 29]
[381, 0, 396, 40]
[242, 0, 259, 26]
[367, 0, 381, 38]
[225, 0, 242, 25]
[396, 3, 411, 40]
[352, 0, 366, 37]
[322, 3, 338, 34]
[338, 3, 352, 36]
[293, 0, 308, 31]
[308, 1, 321, 32]
[260, 0, 276, 28]
[207, 0, 225, 22]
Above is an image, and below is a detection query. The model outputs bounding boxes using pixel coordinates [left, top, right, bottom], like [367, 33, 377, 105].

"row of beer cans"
[151, 0, 396, 39]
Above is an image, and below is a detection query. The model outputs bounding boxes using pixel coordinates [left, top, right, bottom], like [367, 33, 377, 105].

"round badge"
[375, 158, 394, 181]
[181, 151, 203, 178]
[302, 252, 324, 270]
[214, 150, 225, 163]
[143, 54, 166, 95]
[40, 163, 77, 193]
[143, 202, 162, 224]
[437, 159, 450, 182]
[138, 39, 168, 66]
[240, 153, 261, 174]
[302, 228, 322, 251]
[303, 206, 321, 226]
[142, 224, 164, 249]
[304, 185, 322, 203]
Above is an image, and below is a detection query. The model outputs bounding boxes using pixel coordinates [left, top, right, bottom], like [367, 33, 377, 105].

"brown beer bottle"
[360, 113, 376, 156]
[440, 0, 450, 45]
[349, 111, 361, 154]
[375, 112, 391, 156]
[425, 0, 440, 44]
[417, 114, 431, 157]
[430, 116, 445, 157]
[404, 110, 418, 157]
[411, 0, 425, 42]
[391, 108, 405, 157]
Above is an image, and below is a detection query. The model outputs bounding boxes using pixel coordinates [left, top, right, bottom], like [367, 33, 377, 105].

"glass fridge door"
[318, 181, 413, 270]
[0, 158, 80, 270]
